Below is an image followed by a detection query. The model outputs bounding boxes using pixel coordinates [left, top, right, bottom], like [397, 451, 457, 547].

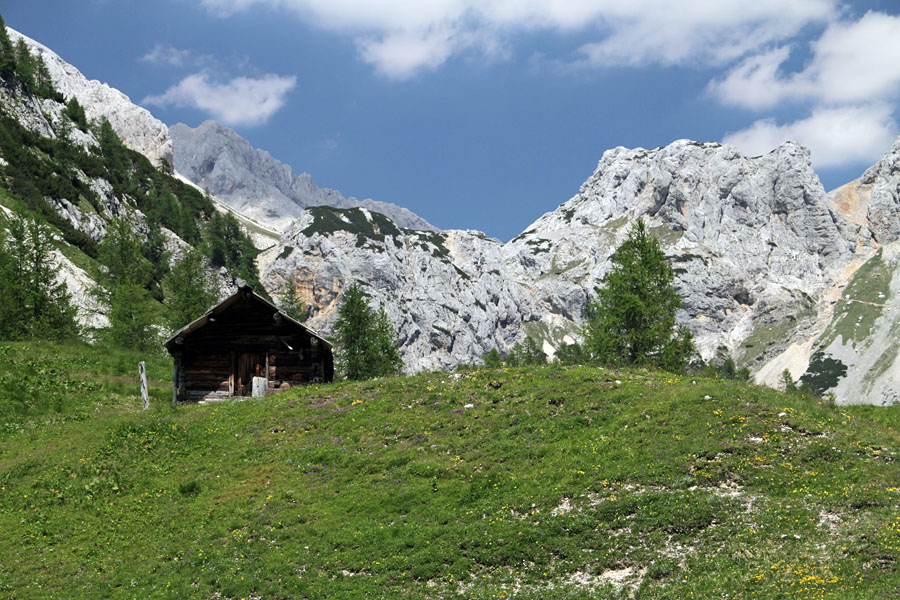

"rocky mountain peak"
[170, 120, 438, 233]
[7, 28, 173, 168]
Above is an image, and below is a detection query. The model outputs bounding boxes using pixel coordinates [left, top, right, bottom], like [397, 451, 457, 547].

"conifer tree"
[279, 277, 306, 322]
[0, 13, 15, 79]
[504, 337, 546, 367]
[65, 97, 88, 131]
[201, 211, 262, 291]
[13, 38, 33, 91]
[94, 218, 159, 351]
[97, 117, 128, 179]
[584, 218, 694, 371]
[164, 248, 218, 331]
[32, 52, 53, 97]
[369, 306, 403, 376]
[483, 348, 502, 368]
[555, 342, 586, 365]
[333, 282, 403, 380]
[0, 217, 78, 340]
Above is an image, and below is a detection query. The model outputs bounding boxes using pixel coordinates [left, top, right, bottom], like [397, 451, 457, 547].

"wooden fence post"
[139, 361, 149, 410]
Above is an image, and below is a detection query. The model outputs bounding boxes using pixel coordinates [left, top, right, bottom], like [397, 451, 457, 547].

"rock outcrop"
[170, 120, 437, 233]
[259, 207, 539, 371]
[505, 140, 865, 367]
[7, 28, 173, 168]
[261, 138, 900, 401]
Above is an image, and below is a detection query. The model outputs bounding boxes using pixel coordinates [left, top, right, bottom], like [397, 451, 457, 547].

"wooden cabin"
[164, 285, 333, 402]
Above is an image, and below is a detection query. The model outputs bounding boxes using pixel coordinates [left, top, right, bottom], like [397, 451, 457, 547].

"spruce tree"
[584, 218, 694, 371]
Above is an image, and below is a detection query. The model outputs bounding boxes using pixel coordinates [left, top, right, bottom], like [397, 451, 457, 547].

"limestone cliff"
[260, 138, 900, 407]
[8, 28, 173, 168]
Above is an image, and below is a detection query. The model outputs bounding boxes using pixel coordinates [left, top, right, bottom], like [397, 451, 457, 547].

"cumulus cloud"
[722, 105, 898, 169]
[190, 0, 900, 170]
[142, 73, 297, 127]
[574, 0, 835, 68]
[194, 0, 837, 78]
[710, 12, 900, 109]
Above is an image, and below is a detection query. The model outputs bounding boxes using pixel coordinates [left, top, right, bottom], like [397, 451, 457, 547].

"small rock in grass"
[464, 403, 474, 409]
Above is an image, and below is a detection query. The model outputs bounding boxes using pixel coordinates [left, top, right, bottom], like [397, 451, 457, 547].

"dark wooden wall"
[173, 295, 332, 402]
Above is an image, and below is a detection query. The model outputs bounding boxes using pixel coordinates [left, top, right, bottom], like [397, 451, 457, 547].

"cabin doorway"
[233, 352, 266, 396]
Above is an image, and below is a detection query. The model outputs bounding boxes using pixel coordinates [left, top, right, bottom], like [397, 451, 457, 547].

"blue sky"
[4, 1, 900, 240]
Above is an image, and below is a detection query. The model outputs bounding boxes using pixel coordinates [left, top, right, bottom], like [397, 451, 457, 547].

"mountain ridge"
[170, 120, 438, 233]
[5, 22, 900, 404]
[8, 28, 173, 169]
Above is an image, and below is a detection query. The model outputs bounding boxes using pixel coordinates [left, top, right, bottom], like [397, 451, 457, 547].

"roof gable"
[163, 285, 331, 353]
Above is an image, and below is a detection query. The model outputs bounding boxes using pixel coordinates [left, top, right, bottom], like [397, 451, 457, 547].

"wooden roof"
[163, 285, 331, 353]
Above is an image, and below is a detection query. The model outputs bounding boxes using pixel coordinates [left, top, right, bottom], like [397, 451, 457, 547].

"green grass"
[0, 341, 172, 429]
[1, 346, 900, 598]
[818, 249, 893, 350]
[739, 299, 816, 368]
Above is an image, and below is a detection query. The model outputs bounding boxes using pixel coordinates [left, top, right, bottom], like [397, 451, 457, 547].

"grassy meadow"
[1, 341, 899, 598]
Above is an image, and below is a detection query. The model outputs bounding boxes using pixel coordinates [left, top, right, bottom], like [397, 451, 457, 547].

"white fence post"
[139, 361, 149, 410]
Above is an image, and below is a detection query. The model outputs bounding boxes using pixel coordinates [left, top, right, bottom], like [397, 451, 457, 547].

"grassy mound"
[1, 345, 899, 598]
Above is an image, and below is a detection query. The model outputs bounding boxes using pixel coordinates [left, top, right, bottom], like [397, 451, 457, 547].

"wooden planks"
[171, 292, 332, 402]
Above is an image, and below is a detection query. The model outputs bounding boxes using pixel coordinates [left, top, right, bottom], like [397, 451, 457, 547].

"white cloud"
[574, 0, 836, 68]
[722, 105, 898, 169]
[142, 73, 297, 127]
[191, 0, 900, 171]
[195, 0, 837, 78]
[707, 47, 797, 110]
[357, 28, 456, 79]
[140, 44, 193, 67]
[711, 12, 900, 109]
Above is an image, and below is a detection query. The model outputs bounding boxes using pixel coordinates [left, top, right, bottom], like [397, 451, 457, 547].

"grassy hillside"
[1, 344, 899, 599]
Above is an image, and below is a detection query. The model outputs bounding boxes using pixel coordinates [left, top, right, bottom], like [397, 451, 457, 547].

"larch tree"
[164, 248, 218, 331]
[0, 217, 78, 340]
[333, 282, 403, 380]
[584, 218, 694, 372]
[279, 277, 307, 323]
[94, 218, 159, 351]
[0, 13, 15, 79]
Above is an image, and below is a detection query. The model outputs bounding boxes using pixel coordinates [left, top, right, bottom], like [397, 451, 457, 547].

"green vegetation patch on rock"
[739, 297, 816, 367]
[301, 206, 402, 248]
[818, 249, 892, 349]
[407, 230, 451, 262]
[648, 224, 683, 247]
